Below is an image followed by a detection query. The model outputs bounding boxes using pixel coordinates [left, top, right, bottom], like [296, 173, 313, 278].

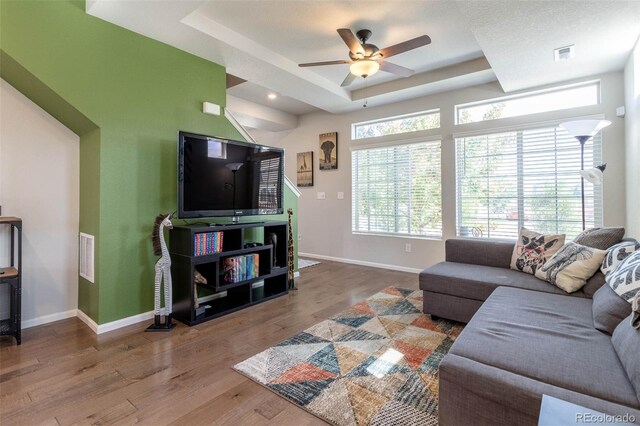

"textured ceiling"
[456, 0, 640, 91]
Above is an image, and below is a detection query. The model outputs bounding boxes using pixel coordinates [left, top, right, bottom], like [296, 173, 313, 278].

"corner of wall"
[624, 36, 640, 237]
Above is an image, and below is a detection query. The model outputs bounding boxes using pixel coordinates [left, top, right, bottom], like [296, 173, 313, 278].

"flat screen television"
[178, 131, 285, 219]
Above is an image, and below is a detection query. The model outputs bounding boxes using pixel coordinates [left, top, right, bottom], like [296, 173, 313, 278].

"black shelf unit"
[169, 220, 289, 326]
[0, 217, 22, 344]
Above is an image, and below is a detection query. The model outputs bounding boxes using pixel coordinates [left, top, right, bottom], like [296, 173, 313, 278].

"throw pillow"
[607, 250, 640, 302]
[601, 240, 640, 276]
[592, 284, 632, 335]
[573, 227, 625, 250]
[535, 242, 607, 293]
[510, 228, 565, 276]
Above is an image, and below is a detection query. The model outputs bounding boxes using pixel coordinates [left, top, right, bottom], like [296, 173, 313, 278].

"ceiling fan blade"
[379, 61, 415, 78]
[337, 28, 364, 55]
[299, 59, 353, 67]
[340, 72, 357, 87]
[379, 35, 431, 59]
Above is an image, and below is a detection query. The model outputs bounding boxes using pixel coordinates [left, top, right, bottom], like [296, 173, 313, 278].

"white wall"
[624, 38, 640, 237]
[253, 72, 626, 271]
[0, 79, 80, 327]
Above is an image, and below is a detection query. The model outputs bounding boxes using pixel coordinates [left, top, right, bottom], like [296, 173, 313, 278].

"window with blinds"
[352, 141, 442, 237]
[455, 126, 603, 239]
[258, 157, 282, 212]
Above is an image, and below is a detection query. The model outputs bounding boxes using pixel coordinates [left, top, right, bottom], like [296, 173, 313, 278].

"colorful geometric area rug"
[233, 287, 463, 425]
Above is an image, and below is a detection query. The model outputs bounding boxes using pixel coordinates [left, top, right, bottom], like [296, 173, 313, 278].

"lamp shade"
[225, 162, 244, 171]
[350, 59, 380, 78]
[580, 168, 604, 185]
[560, 119, 611, 139]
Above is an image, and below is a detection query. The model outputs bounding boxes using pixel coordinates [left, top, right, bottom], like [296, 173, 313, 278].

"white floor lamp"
[559, 119, 611, 230]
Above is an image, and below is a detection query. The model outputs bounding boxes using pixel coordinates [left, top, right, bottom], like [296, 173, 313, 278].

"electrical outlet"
[337, 192, 344, 200]
[405, 243, 412, 253]
[298, 233, 302, 241]
[317, 192, 326, 200]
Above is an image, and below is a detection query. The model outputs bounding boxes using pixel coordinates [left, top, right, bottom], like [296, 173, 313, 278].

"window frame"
[351, 109, 440, 140]
[455, 81, 601, 125]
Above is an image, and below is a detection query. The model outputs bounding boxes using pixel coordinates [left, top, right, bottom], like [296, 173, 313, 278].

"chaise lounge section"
[420, 237, 640, 425]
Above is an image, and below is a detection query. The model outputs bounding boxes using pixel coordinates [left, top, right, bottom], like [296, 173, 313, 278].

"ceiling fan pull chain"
[363, 77, 368, 108]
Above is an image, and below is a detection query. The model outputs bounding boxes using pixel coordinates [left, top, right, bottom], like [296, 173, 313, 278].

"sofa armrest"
[445, 238, 515, 269]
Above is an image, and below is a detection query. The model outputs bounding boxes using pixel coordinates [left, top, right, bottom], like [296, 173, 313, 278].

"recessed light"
[267, 93, 278, 100]
[554, 45, 575, 61]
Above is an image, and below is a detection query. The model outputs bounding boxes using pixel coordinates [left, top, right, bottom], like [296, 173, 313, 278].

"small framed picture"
[319, 132, 338, 170]
[297, 151, 313, 187]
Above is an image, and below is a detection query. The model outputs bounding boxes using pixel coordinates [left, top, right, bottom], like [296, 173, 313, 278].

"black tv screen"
[178, 131, 285, 218]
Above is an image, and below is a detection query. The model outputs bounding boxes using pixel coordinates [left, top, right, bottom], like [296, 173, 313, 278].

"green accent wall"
[1, 0, 298, 324]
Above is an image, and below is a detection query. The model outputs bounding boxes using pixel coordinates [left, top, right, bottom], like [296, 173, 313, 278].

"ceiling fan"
[298, 28, 431, 87]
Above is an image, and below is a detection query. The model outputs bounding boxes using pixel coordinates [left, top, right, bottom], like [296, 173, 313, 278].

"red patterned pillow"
[510, 227, 565, 276]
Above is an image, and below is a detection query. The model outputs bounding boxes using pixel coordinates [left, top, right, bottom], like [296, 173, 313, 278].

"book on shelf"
[194, 231, 223, 256]
[223, 254, 260, 283]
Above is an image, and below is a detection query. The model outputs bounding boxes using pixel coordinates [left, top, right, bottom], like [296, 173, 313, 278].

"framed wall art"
[296, 151, 313, 187]
[319, 132, 338, 170]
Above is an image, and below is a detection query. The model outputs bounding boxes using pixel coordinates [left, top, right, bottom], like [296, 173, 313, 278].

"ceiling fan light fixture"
[350, 59, 380, 78]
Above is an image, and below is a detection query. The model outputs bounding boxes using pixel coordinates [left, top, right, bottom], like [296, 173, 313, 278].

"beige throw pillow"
[535, 242, 607, 293]
[510, 228, 565, 276]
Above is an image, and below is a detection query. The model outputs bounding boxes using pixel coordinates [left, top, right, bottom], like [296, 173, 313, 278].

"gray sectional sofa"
[420, 238, 640, 425]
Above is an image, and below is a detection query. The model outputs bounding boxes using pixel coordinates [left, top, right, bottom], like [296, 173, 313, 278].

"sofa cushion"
[612, 314, 640, 402]
[582, 271, 606, 298]
[510, 227, 565, 276]
[445, 238, 514, 268]
[420, 262, 587, 301]
[592, 284, 632, 335]
[439, 354, 640, 426]
[449, 287, 639, 408]
[573, 227, 625, 250]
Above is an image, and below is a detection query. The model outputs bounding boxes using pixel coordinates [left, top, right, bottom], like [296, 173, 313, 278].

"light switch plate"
[337, 192, 344, 200]
[317, 192, 326, 200]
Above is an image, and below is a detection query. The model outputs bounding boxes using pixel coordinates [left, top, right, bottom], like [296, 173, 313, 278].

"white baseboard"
[22, 309, 78, 329]
[31, 271, 303, 335]
[298, 252, 422, 274]
[76, 309, 99, 333]
[77, 308, 154, 334]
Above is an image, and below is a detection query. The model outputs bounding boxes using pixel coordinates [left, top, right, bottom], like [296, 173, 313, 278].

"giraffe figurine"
[287, 208, 296, 290]
[146, 213, 176, 331]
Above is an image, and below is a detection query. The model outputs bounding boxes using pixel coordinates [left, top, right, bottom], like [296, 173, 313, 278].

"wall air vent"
[79, 232, 95, 283]
[554, 45, 575, 61]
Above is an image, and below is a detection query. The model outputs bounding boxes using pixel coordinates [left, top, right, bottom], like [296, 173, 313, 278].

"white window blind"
[455, 126, 602, 239]
[258, 157, 282, 212]
[352, 141, 442, 237]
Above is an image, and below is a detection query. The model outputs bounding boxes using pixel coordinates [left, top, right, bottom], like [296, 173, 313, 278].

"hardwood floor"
[0, 261, 419, 425]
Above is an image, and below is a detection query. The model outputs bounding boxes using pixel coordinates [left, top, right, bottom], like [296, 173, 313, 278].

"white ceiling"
[197, 1, 485, 90]
[228, 80, 318, 115]
[87, 0, 640, 119]
[456, 0, 640, 92]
